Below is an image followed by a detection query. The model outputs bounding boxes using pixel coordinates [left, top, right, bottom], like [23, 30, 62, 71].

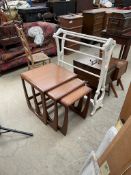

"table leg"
[121, 41, 131, 60]
[21, 79, 32, 110]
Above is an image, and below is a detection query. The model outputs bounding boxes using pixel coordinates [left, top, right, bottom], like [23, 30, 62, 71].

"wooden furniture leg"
[59, 86, 92, 135]
[31, 87, 41, 115]
[110, 82, 118, 98]
[117, 78, 124, 91]
[59, 107, 69, 136]
[22, 79, 33, 111]
[48, 101, 58, 131]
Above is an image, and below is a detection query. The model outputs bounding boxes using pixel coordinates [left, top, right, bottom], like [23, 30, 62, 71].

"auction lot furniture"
[48, 0, 75, 17]
[101, 30, 129, 95]
[107, 11, 131, 35]
[75, 0, 93, 13]
[73, 57, 117, 97]
[101, 30, 131, 60]
[109, 58, 128, 93]
[53, 28, 116, 115]
[82, 8, 131, 35]
[98, 116, 131, 175]
[120, 83, 131, 123]
[16, 25, 51, 70]
[0, 22, 57, 74]
[21, 63, 91, 135]
[58, 14, 83, 54]
[18, 6, 49, 22]
[82, 9, 105, 36]
[115, 0, 131, 7]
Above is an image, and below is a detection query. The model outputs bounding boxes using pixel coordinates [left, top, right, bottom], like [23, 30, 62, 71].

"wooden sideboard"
[82, 8, 131, 36]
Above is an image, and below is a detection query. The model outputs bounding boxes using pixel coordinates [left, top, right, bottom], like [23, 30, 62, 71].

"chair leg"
[108, 83, 111, 96]
[110, 82, 118, 98]
[118, 78, 124, 91]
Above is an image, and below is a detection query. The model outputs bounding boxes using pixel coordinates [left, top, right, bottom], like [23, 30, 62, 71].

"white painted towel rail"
[53, 28, 116, 115]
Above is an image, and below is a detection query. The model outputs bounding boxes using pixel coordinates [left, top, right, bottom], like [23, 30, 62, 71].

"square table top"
[21, 63, 77, 92]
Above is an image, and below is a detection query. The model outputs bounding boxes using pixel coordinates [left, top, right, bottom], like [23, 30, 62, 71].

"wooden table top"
[21, 63, 77, 92]
[83, 8, 131, 14]
[102, 29, 131, 38]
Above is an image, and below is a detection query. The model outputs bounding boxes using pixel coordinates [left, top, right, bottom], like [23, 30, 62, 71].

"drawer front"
[94, 14, 104, 19]
[94, 17, 104, 25]
[93, 23, 103, 32]
[92, 31, 102, 36]
[94, 13, 105, 23]
[59, 17, 83, 28]
[73, 61, 99, 89]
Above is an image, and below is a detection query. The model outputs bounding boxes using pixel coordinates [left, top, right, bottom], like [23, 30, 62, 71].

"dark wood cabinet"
[107, 11, 131, 35]
[115, 0, 131, 7]
[75, 0, 93, 13]
[47, 1, 75, 17]
[58, 14, 83, 54]
[82, 9, 105, 36]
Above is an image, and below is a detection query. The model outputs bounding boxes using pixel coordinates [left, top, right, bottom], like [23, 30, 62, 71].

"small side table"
[101, 30, 131, 60]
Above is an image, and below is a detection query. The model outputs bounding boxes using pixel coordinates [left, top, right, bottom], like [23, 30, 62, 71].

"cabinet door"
[76, 0, 93, 13]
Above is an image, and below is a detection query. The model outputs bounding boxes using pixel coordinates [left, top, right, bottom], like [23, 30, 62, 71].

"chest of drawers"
[58, 14, 83, 54]
[82, 10, 105, 36]
[107, 11, 131, 35]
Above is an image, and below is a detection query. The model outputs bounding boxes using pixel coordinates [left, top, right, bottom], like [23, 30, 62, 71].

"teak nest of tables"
[21, 63, 92, 135]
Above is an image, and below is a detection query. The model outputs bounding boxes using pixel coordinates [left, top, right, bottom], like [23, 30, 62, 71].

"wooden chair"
[110, 58, 128, 92]
[15, 25, 51, 70]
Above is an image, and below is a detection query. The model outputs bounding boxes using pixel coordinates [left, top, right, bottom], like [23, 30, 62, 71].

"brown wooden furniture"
[0, 22, 21, 49]
[82, 9, 105, 36]
[47, 0, 75, 17]
[101, 30, 129, 96]
[21, 63, 91, 135]
[101, 30, 131, 60]
[15, 25, 51, 70]
[73, 57, 117, 97]
[58, 14, 83, 54]
[98, 115, 131, 175]
[107, 11, 131, 35]
[21, 63, 77, 124]
[75, 0, 93, 13]
[120, 83, 131, 123]
[47, 79, 91, 135]
[109, 58, 128, 92]
[115, 0, 131, 7]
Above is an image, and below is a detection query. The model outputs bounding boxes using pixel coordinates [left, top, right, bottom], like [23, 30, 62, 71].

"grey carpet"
[0, 45, 130, 175]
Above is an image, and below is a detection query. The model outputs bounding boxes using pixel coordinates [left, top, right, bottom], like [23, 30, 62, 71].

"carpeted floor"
[0, 45, 130, 175]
